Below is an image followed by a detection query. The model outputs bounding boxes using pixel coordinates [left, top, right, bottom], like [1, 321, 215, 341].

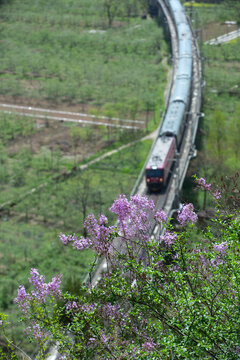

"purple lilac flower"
[29, 269, 62, 302]
[195, 177, 211, 191]
[101, 333, 108, 343]
[99, 214, 108, 225]
[177, 203, 198, 226]
[160, 231, 178, 246]
[59, 232, 77, 245]
[213, 190, 221, 200]
[100, 303, 128, 325]
[110, 194, 154, 241]
[14, 285, 31, 313]
[213, 242, 228, 254]
[211, 257, 224, 267]
[15, 269, 62, 315]
[142, 341, 156, 352]
[60, 213, 115, 256]
[66, 301, 79, 311]
[47, 275, 62, 296]
[66, 301, 98, 313]
[61, 195, 156, 255]
[72, 236, 93, 250]
[25, 322, 46, 340]
[154, 209, 168, 223]
[88, 337, 96, 344]
[32, 323, 45, 340]
[84, 214, 115, 256]
[0, 320, 3, 326]
[110, 194, 132, 222]
[80, 303, 97, 312]
[101, 303, 120, 319]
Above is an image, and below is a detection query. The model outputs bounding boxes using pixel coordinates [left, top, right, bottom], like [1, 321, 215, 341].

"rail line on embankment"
[89, 0, 202, 286]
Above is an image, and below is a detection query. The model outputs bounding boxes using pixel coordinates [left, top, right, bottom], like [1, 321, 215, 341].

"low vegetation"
[183, 0, 240, 204]
[2, 178, 240, 359]
[0, 0, 168, 120]
[0, 0, 169, 352]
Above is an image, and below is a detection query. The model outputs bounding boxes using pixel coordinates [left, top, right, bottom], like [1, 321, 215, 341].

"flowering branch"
[12, 178, 240, 359]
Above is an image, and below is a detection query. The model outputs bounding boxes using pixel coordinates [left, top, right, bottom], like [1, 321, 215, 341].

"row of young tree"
[101, 0, 149, 26]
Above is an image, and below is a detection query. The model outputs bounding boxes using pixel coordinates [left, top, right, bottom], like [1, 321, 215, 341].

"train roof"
[174, 11, 188, 25]
[178, 23, 191, 40]
[169, 0, 184, 12]
[176, 56, 192, 78]
[172, 76, 191, 104]
[146, 136, 175, 169]
[160, 101, 185, 137]
[178, 40, 192, 57]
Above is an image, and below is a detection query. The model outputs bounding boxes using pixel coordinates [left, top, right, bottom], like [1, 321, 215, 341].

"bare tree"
[102, 0, 120, 27]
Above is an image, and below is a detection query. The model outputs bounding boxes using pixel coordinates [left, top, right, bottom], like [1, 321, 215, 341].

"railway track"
[88, 0, 202, 286]
[141, 0, 202, 215]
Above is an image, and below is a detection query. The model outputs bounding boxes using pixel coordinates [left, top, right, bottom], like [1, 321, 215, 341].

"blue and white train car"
[146, 0, 193, 190]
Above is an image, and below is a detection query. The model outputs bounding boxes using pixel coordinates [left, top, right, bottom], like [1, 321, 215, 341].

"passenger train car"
[146, 0, 193, 191]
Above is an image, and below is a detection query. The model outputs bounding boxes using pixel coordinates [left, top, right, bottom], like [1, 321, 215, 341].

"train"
[146, 0, 193, 191]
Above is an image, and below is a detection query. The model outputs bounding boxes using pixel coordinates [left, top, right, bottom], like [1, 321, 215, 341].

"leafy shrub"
[9, 177, 240, 359]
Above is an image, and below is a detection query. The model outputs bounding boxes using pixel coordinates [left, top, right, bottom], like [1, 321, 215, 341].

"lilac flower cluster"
[210, 257, 224, 267]
[160, 231, 178, 247]
[65, 301, 79, 311]
[142, 340, 156, 352]
[101, 303, 120, 319]
[14, 269, 62, 340]
[60, 214, 115, 256]
[59, 232, 93, 250]
[213, 190, 222, 200]
[14, 269, 62, 311]
[195, 176, 222, 201]
[195, 177, 211, 191]
[25, 322, 45, 340]
[66, 301, 97, 313]
[154, 209, 168, 223]
[192, 246, 226, 272]
[14, 285, 31, 314]
[110, 194, 154, 241]
[84, 214, 115, 255]
[213, 242, 228, 254]
[60, 195, 168, 257]
[177, 203, 198, 226]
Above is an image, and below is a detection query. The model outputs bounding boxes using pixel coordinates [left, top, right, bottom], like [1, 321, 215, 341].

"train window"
[146, 169, 164, 177]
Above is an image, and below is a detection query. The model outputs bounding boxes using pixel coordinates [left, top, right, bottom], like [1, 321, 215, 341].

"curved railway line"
[88, 0, 202, 287]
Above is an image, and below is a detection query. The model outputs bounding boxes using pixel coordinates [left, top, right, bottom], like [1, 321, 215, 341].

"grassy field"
[184, 0, 239, 26]
[183, 1, 240, 207]
[0, 0, 168, 120]
[0, 0, 169, 352]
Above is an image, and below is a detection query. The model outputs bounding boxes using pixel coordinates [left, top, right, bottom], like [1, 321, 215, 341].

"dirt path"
[78, 129, 157, 171]
[0, 103, 144, 130]
[205, 28, 240, 45]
